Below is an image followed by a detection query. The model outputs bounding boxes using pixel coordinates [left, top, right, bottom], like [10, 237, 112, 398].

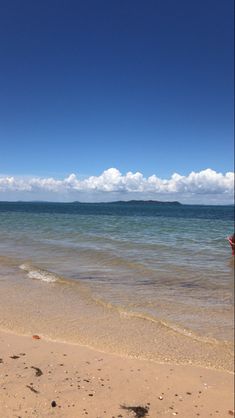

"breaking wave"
[19, 264, 59, 283]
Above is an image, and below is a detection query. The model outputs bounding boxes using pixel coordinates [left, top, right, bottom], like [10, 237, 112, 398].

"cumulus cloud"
[0, 168, 234, 203]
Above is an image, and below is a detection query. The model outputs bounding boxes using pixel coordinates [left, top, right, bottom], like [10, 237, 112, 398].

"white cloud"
[0, 168, 234, 203]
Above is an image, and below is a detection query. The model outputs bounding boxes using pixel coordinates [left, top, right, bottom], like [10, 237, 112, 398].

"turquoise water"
[0, 202, 234, 369]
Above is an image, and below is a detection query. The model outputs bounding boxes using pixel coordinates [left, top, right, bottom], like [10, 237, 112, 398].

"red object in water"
[227, 234, 235, 256]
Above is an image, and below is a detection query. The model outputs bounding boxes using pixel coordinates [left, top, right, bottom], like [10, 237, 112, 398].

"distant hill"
[105, 200, 181, 205]
[1, 200, 182, 206]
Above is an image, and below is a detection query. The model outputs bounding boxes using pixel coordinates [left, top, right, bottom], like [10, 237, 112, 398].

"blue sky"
[0, 0, 234, 202]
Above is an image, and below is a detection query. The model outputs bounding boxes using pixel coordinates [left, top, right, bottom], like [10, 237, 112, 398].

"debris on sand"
[121, 405, 149, 418]
[26, 385, 39, 394]
[31, 366, 43, 377]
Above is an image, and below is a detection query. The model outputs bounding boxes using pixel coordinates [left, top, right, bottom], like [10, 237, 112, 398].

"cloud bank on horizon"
[0, 168, 234, 204]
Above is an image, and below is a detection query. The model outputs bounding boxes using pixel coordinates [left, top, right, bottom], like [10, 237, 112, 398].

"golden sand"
[0, 329, 234, 418]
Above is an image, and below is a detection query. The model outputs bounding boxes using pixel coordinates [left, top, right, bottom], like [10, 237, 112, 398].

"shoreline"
[0, 325, 234, 374]
[0, 329, 234, 418]
[0, 263, 233, 374]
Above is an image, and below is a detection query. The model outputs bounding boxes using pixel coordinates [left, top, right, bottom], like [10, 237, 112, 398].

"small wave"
[91, 295, 225, 346]
[19, 264, 59, 283]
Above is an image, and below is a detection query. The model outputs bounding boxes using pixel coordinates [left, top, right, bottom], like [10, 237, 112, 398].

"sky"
[0, 0, 234, 203]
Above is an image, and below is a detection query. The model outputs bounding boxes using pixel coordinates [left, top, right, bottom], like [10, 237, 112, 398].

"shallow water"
[0, 202, 234, 370]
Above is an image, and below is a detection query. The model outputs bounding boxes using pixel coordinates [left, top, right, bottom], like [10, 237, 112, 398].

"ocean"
[0, 201, 234, 371]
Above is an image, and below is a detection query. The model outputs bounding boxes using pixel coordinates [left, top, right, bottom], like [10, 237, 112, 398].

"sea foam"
[19, 264, 58, 283]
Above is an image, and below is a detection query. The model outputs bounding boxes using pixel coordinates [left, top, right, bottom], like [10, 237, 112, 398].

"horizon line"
[0, 200, 234, 207]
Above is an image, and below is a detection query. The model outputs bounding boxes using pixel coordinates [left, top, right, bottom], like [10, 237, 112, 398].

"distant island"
[1, 200, 182, 205]
[105, 200, 181, 205]
[68, 200, 182, 205]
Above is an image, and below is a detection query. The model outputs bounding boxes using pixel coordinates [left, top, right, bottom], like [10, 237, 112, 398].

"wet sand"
[0, 329, 234, 418]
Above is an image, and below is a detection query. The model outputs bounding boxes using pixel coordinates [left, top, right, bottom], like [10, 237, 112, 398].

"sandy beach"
[0, 203, 234, 417]
[0, 0, 234, 414]
[0, 329, 234, 418]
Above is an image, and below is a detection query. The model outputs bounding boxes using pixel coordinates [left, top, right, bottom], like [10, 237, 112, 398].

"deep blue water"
[0, 201, 233, 220]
